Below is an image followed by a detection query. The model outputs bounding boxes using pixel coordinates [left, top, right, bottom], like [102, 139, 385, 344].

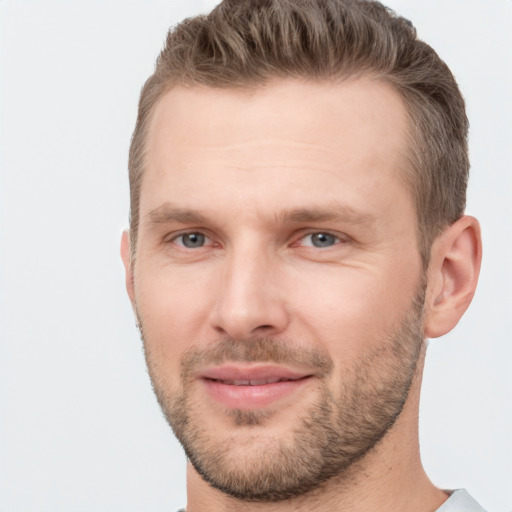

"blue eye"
[303, 233, 339, 248]
[176, 232, 206, 248]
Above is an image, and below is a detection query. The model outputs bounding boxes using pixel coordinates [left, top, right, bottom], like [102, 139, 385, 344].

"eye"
[174, 232, 209, 248]
[300, 232, 341, 248]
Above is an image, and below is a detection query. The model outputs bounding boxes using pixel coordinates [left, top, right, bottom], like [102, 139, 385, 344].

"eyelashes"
[169, 230, 346, 250]
[297, 232, 342, 248]
[173, 232, 211, 249]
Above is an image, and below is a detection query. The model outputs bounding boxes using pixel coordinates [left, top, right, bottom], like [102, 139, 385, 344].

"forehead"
[141, 78, 412, 223]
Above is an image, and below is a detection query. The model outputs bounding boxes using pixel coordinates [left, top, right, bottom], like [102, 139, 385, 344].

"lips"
[213, 377, 299, 386]
[199, 365, 313, 409]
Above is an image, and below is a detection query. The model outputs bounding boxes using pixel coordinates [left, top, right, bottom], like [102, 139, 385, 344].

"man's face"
[126, 79, 426, 500]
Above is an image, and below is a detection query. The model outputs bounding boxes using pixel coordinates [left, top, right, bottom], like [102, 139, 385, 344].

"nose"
[209, 247, 290, 340]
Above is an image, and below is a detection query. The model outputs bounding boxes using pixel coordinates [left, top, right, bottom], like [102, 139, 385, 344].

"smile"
[199, 366, 313, 409]
[209, 377, 303, 386]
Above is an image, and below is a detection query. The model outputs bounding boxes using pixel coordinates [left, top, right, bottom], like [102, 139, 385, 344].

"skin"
[121, 78, 482, 511]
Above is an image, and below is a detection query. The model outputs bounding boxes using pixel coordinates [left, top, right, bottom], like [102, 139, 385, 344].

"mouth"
[198, 365, 314, 409]
[207, 376, 304, 386]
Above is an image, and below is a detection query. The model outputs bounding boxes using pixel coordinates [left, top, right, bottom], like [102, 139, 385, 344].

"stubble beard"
[140, 287, 426, 503]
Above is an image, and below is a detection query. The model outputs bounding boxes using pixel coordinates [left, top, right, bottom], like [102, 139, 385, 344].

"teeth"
[251, 380, 269, 386]
[249, 379, 268, 386]
[219, 377, 292, 386]
[252, 377, 281, 385]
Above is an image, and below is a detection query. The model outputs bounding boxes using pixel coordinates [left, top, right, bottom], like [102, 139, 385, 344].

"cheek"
[136, 260, 212, 323]
[291, 264, 421, 361]
[134, 267, 214, 381]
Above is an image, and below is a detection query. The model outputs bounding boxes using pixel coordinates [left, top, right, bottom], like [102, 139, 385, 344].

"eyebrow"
[147, 204, 209, 227]
[276, 205, 376, 226]
[145, 201, 376, 229]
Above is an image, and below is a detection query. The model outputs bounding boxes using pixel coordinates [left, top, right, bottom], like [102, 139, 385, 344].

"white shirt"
[177, 488, 486, 511]
[437, 489, 486, 512]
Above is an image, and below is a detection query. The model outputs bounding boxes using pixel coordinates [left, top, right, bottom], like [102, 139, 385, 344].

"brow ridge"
[145, 201, 376, 228]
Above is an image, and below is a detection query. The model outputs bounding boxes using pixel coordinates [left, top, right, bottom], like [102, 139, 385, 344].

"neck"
[185, 349, 448, 512]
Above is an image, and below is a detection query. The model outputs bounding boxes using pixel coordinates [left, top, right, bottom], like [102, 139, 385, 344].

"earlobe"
[120, 230, 136, 305]
[424, 216, 482, 339]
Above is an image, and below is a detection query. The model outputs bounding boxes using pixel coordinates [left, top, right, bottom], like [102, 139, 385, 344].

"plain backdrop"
[0, 1, 511, 511]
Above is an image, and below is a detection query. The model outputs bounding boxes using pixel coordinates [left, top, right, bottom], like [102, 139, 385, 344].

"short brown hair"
[128, 0, 469, 265]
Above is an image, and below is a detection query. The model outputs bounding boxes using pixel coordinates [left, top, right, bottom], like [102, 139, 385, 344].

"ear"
[120, 230, 136, 306]
[424, 216, 482, 339]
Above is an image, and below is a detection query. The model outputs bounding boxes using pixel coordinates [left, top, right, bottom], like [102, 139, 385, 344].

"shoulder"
[436, 489, 487, 512]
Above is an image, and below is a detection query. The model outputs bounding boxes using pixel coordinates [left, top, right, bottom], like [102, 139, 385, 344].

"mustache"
[179, 337, 334, 381]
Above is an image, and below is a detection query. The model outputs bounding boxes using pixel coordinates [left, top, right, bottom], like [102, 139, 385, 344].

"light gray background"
[0, 1, 510, 511]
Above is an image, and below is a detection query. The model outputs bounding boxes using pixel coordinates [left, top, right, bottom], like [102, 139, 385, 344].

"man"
[120, 0, 484, 510]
